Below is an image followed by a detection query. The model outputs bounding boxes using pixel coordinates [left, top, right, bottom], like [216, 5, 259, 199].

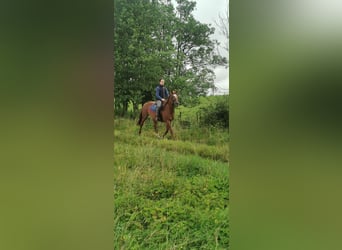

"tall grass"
[114, 118, 229, 249]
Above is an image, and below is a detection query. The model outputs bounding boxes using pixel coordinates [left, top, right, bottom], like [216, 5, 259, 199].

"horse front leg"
[153, 120, 160, 137]
[169, 122, 174, 139]
[163, 120, 171, 138]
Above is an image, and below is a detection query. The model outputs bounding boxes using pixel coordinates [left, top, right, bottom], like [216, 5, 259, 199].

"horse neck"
[164, 97, 174, 114]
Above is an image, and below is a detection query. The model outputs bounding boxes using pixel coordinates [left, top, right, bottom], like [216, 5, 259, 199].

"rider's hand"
[161, 98, 165, 102]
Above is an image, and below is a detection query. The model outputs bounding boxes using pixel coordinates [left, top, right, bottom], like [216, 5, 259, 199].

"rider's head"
[159, 78, 165, 86]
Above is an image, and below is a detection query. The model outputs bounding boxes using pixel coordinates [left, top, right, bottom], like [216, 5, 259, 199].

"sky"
[191, 0, 229, 95]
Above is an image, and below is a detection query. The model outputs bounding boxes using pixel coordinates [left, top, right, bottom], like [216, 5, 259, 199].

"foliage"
[175, 94, 229, 130]
[114, 118, 229, 249]
[114, 0, 227, 115]
[198, 95, 229, 129]
[114, 0, 175, 114]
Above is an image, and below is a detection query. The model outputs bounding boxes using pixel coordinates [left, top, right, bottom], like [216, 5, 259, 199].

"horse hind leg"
[153, 119, 161, 138]
[139, 114, 149, 135]
[137, 112, 142, 126]
[163, 121, 171, 138]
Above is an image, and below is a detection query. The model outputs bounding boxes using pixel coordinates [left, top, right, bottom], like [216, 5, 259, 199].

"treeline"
[114, 0, 227, 116]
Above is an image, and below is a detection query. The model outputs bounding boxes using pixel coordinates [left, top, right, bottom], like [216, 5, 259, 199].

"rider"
[155, 78, 169, 121]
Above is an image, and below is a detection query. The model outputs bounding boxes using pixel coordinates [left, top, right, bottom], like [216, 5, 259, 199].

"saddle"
[150, 101, 164, 112]
[150, 102, 163, 121]
[150, 103, 158, 112]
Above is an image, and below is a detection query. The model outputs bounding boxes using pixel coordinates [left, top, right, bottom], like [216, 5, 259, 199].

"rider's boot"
[155, 107, 159, 121]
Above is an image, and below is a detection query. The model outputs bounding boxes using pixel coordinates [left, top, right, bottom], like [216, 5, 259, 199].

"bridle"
[163, 93, 179, 108]
[169, 94, 179, 107]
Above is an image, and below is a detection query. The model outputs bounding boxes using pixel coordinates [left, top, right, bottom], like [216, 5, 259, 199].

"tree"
[114, 0, 227, 116]
[171, 0, 227, 105]
[114, 0, 175, 114]
[215, 0, 229, 53]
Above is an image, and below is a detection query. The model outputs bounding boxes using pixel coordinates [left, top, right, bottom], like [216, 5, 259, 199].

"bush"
[199, 95, 229, 129]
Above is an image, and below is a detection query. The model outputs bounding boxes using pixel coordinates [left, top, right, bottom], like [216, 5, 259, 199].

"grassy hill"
[114, 97, 229, 249]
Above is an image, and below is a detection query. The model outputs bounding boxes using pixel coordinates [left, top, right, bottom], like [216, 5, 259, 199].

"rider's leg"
[155, 100, 161, 121]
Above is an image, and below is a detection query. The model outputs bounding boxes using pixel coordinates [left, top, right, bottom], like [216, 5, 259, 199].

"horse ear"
[172, 90, 176, 94]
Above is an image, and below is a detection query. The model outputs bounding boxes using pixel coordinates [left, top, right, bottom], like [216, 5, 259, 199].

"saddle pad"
[150, 104, 157, 112]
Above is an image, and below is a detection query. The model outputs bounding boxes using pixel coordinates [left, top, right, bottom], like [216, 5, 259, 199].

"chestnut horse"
[137, 92, 179, 138]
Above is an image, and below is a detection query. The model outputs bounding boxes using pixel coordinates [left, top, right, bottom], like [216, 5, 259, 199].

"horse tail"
[137, 111, 142, 126]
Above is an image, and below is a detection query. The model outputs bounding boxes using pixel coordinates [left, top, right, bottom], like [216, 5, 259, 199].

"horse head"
[170, 90, 179, 107]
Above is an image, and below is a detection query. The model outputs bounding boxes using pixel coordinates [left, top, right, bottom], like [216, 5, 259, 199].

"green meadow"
[114, 98, 229, 249]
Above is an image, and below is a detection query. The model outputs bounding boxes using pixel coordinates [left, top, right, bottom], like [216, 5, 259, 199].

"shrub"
[199, 95, 229, 129]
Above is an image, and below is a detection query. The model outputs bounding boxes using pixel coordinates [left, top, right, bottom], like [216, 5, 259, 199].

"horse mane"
[164, 91, 178, 106]
[164, 94, 173, 106]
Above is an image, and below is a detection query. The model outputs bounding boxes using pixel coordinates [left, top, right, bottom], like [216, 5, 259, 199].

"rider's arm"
[156, 86, 162, 100]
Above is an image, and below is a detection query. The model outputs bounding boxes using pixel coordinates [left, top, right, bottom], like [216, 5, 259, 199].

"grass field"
[114, 115, 229, 249]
